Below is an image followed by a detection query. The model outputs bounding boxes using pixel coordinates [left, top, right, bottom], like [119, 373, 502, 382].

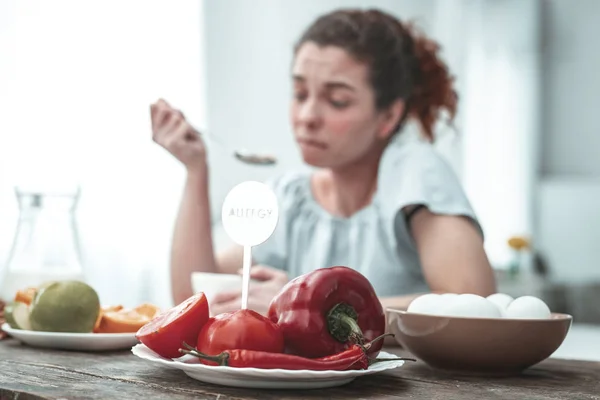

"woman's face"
[290, 42, 399, 168]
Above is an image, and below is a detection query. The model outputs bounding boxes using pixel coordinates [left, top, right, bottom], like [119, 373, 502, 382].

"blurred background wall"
[0, 0, 598, 319]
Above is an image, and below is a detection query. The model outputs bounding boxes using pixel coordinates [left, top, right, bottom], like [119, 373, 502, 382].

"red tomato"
[197, 309, 284, 360]
[136, 293, 209, 359]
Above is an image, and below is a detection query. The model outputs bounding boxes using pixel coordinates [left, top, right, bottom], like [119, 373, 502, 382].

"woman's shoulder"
[263, 169, 315, 214]
[378, 140, 463, 199]
[379, 139, 455, 177]
[377, 139, 481, 234]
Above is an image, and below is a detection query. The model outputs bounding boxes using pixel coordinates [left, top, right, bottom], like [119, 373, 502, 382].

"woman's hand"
[210, 265, 288, 317]
[150, 98, 207, 173]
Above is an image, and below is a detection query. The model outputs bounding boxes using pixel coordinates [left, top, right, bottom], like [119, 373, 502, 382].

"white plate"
[1, 323, 139, 351]
[131, 343, 406, 389]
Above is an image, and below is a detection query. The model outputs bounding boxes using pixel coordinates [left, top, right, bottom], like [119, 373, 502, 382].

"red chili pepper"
[182, 342, 367, 370]
[179, 333, 410, 370]
[267, 266, 386, 358]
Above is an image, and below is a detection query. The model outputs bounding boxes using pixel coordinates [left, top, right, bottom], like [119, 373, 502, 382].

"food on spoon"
[504, 296, 551, 319]
[136, 293, 209, 359]
[94, 303, 161, 333]
[196, 309, 284, 364]
[268, 266, 386, 358]
[29, 280, 100, 333]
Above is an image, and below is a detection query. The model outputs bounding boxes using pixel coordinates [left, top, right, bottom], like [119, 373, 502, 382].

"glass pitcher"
[0, 186, 86, 301]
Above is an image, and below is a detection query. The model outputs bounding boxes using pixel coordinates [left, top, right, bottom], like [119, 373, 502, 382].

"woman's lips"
[297, 137, 328, 150]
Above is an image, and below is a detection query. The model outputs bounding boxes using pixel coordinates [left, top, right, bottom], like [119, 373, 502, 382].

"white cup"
[191, 272, 243, 304]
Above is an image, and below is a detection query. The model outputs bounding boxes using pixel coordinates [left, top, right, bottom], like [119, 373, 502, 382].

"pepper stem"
[327, 303, 364, 344]
[361, 334, 416, 364]
[179, 342, 230, 366]
[363, 333, 394, 350]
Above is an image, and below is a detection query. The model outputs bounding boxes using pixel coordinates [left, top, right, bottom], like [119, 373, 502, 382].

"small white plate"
[131, 343, 406, 389]
[1, 323, 139, 351]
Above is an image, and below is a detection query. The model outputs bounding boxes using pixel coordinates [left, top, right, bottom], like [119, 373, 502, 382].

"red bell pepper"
[267, 266, 386, 358]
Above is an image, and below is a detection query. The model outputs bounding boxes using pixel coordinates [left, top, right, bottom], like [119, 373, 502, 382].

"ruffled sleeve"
[377, 141, 483, 248]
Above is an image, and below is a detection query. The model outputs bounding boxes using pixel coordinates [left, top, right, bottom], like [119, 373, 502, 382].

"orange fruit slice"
[94, 305, 124, 332]
[94, 303, 161, 334]
[14, 287, 37, 305]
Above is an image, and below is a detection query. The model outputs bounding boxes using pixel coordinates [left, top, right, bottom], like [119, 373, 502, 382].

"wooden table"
[1, 338, 598, 400]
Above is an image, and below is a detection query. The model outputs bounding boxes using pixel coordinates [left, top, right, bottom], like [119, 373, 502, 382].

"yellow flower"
[507, 236, 530, 251]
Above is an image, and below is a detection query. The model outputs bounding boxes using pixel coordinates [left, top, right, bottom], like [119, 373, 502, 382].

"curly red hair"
[295, 9, 457, 142]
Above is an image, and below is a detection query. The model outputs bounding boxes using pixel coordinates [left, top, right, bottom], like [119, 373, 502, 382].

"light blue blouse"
[252, 139, 483, 297]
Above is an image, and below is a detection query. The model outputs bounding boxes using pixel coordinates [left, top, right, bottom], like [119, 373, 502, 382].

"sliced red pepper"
[267, 266, 386, 358]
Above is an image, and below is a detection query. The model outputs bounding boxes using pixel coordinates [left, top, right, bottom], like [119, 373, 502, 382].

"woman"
[150, 8, 496, 315]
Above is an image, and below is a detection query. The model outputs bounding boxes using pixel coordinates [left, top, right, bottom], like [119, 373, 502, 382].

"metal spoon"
[197, 130, 277, 166]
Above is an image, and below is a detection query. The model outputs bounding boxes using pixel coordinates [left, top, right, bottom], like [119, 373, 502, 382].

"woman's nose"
[296, 98, 322, 127]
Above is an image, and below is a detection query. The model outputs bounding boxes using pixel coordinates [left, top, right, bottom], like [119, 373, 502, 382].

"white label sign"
[221, 181, 279, 247]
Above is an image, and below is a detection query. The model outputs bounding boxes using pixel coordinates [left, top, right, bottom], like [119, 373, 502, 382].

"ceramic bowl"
[386, 308, 572, 375]
[190, 272, 242, 303]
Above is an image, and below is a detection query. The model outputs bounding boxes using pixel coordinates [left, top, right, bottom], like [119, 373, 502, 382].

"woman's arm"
[149, 99, 246, 305]
[169, 170, 245, 304]
[169, 170, 216, 304]
[379, 208, 496, 345]
[380, 207, 496, 312]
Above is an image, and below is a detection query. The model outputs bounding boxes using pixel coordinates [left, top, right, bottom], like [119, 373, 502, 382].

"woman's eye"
[294, 92, 307, 102]
[330, 99, 350, 109]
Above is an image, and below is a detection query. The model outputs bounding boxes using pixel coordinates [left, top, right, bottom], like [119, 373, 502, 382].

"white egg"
[504, 296, 551, 319]
[438, 293, 502, 318]
[440, 293, 459, 300]
[486, 293, 514, 316]
[407, 293, 443, 314]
